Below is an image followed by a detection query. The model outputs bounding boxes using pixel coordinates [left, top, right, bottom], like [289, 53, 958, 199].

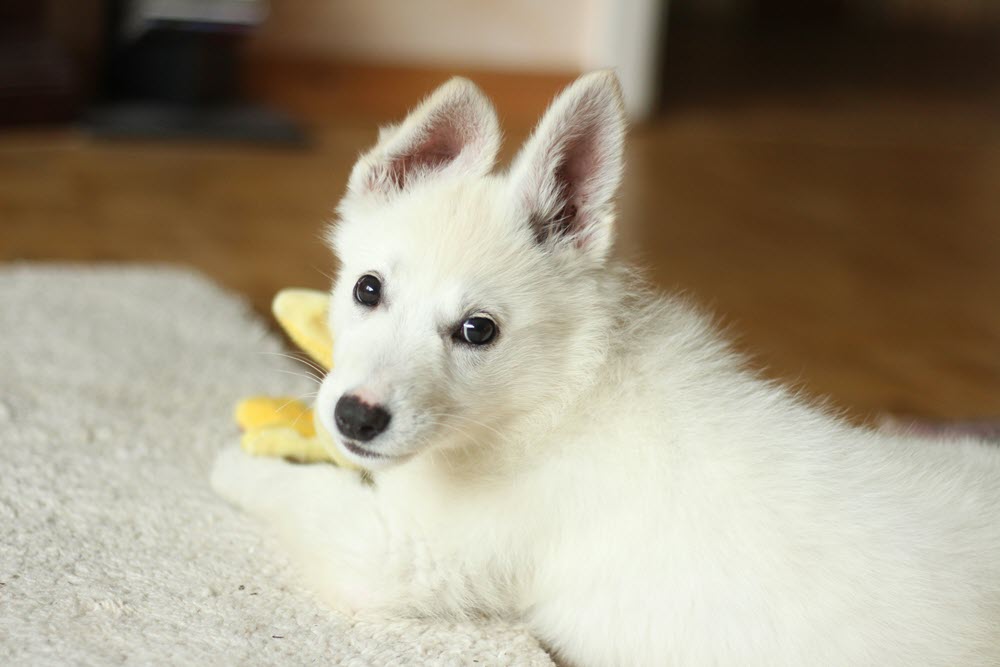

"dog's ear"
[508, 70, 625, 263]
[347, 77, 501, 197]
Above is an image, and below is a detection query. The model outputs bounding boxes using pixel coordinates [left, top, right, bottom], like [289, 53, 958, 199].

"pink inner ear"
[537, 125, 599, 243]
[384, 117, 465, 190]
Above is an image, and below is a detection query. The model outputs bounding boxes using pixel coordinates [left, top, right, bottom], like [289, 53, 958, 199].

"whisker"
[289, 403, 317, 429]
[260, 349, 327, 373]
[424, 413, 506, 446]
[273, 391, 319, 414]
[260, 350, 329, 377]
[311, 264, 338, 284]
[270, 368, 324, 385]
[423, 419, 487, 451]
[418, 425, 461, 474]
[425, 412, 505, 441]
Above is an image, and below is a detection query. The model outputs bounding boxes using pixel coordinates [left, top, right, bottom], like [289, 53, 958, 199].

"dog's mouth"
[341, 438, 391, 461]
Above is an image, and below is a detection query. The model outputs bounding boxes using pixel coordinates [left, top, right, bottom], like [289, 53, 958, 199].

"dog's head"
[316, 72, 626, 469]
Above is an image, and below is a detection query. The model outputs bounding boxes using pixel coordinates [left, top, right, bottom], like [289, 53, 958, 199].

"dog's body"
[213, 72, 1000, 665]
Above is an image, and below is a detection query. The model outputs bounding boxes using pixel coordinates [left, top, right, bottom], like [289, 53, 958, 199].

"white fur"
[213, 71, 1000, 666]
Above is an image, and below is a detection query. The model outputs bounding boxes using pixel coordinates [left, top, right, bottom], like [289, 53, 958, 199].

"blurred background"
[1, 0, 998, 423]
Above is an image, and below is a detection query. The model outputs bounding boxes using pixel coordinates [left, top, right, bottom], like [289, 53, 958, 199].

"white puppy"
[213, 71, 1000, 666]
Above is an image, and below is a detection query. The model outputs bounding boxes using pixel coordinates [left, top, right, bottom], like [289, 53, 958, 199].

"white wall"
[251, 0, 665, 118]
[253, 0, 598, 71]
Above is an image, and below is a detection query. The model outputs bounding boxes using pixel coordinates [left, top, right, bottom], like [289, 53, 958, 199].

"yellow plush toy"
[233, 289, 357, 470]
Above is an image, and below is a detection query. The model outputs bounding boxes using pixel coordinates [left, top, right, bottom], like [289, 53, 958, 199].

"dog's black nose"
[334, 394, 391, 442]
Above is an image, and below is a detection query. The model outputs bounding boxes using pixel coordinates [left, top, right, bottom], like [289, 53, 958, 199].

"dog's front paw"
[210, 444, 285, 510]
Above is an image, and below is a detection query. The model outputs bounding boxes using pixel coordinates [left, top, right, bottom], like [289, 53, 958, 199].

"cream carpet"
[0, 264, 551, 666]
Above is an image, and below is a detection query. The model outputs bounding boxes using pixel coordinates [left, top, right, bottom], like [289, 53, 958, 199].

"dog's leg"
[211, 446, 419, 616]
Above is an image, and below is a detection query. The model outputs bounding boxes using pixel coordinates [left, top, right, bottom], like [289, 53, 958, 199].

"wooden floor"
[1, 63, 998, 423]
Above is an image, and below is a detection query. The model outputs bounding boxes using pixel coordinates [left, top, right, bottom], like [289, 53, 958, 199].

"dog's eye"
[354, 274, 381, 307]
[457, 316, 497, 346]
